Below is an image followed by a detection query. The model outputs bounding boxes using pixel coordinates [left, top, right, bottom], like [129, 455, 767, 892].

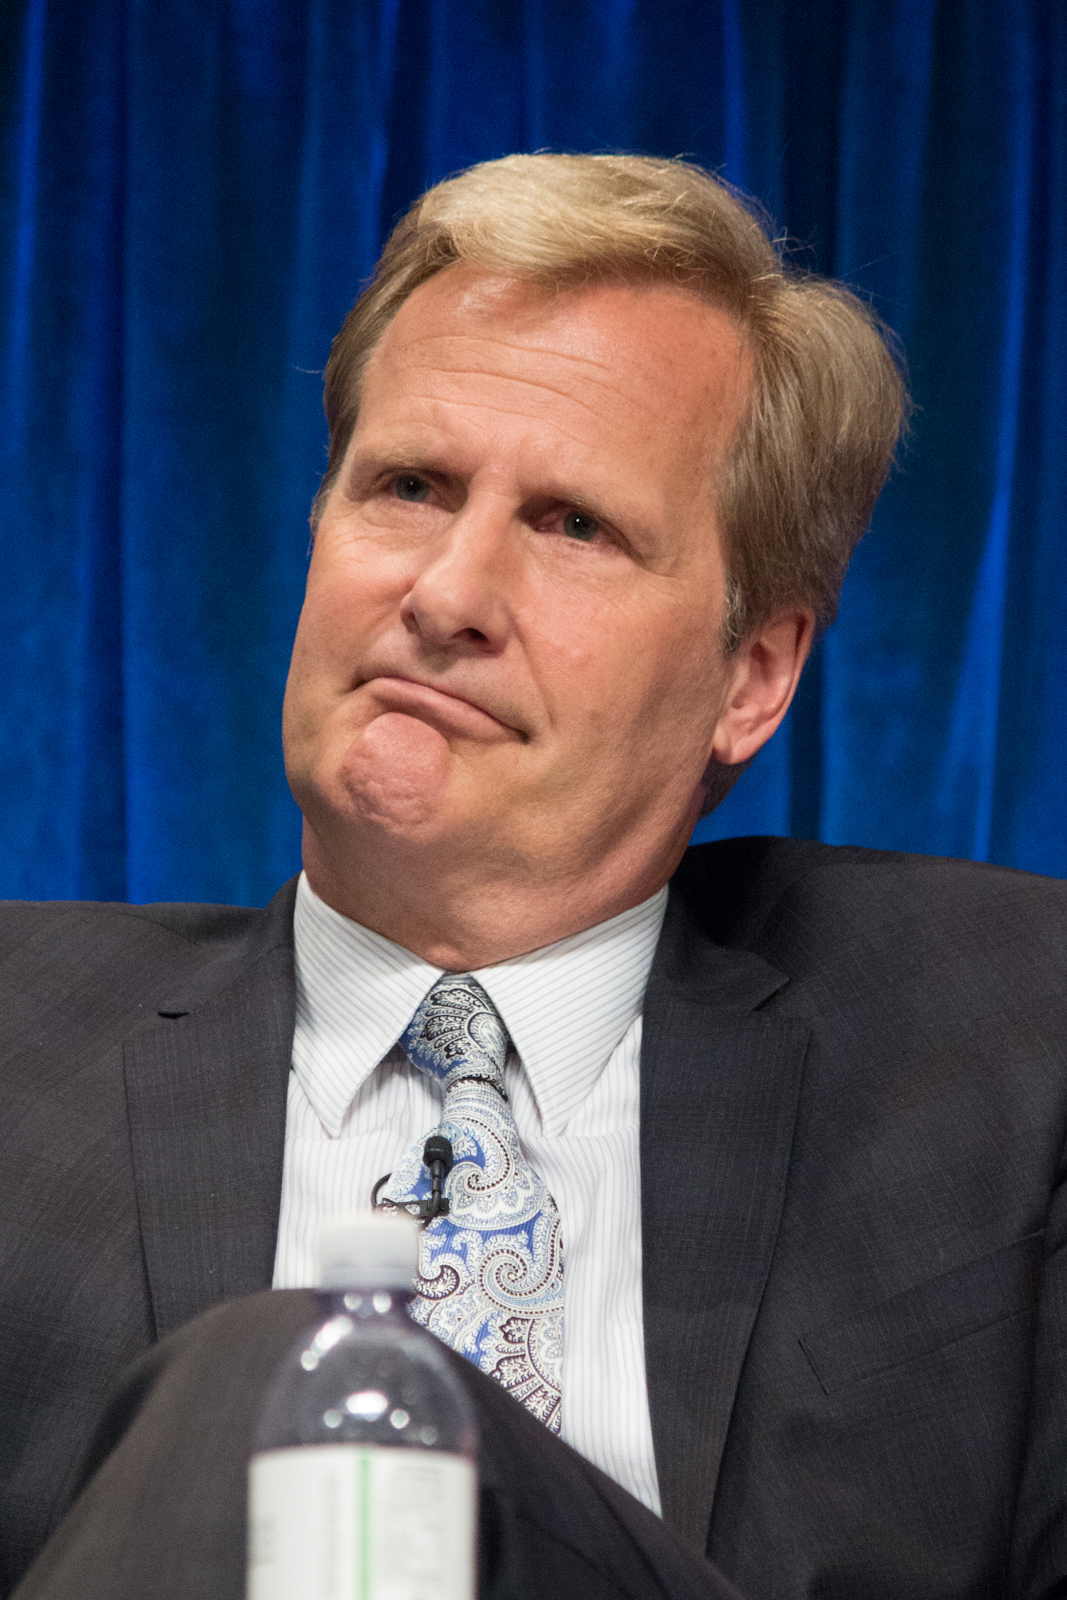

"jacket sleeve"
[1010, 1121, 1067, 1600]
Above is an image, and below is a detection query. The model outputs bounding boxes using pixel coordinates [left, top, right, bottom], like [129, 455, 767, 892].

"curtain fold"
[1, 0, 1063, 904]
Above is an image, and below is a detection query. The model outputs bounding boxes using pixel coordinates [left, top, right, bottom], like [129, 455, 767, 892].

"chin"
[339, 772, 448, 835]
[329, 709, 455, 830]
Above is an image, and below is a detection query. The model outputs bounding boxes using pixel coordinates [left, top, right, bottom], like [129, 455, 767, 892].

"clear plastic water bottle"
[248, 1213, 478, 1600]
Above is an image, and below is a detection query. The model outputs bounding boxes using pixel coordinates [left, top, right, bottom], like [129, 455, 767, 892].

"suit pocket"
[800, 1230, 1045, 1395]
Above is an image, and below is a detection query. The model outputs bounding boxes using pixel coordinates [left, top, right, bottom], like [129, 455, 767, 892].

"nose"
[400, 501, 513, 654]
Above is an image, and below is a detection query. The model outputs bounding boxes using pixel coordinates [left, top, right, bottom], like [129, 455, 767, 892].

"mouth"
[357, 675, 528, 742]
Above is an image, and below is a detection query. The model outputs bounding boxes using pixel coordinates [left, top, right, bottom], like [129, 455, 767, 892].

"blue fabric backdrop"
[1, 0, 1064, 906]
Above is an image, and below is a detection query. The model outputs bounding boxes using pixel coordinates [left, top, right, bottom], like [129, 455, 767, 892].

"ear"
[710, 608, 815, 767]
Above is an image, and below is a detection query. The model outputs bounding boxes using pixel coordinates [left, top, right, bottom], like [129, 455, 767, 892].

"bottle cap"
[316, 1212, 420, 1291]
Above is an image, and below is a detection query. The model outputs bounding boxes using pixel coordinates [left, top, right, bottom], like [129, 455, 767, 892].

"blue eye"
[395, 475, 430, 502]
[563, 510, 599, 542]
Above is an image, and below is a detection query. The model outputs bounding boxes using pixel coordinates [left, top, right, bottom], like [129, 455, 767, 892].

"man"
[2, 154, 1066, 1600]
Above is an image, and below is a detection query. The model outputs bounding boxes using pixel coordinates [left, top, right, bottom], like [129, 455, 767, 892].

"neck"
[300, 815, 693, 969]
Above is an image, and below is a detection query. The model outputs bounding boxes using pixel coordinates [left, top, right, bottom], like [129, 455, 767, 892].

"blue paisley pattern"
[380, 974, 564, 1432]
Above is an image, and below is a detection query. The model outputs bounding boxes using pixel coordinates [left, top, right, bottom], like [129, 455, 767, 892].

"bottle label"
[248, 1445, 476, 1600]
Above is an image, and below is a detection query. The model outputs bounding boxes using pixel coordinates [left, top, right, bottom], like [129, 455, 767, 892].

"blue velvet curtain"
[1, 0, 1064, 905]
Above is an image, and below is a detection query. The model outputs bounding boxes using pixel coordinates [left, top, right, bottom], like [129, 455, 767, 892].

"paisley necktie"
[378, 974, 565, 1432]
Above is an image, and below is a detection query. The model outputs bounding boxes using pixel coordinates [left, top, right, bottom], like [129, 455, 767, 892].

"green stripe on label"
[358, 1453, 371, 1600]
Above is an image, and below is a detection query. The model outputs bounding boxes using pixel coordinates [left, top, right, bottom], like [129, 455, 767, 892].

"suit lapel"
[641, 888, 809, 1547]
[124, 884, 297, 1338]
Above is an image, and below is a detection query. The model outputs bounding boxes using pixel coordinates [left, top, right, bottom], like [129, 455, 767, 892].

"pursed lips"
[357, 674, 528, 741]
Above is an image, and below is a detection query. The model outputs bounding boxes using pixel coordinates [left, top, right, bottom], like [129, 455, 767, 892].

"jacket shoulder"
[0, 879, 299, 1060]
[0, 894, 264, 954]
[674, 836, 1067, 949]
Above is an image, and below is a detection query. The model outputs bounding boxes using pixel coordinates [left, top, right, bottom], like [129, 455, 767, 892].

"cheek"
[300, 545, 406, 662]
[517, 596, 620, 714]
[546, 599, 725, 757]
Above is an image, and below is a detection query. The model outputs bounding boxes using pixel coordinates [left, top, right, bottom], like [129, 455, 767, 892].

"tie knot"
[400, 973, 509, 1093]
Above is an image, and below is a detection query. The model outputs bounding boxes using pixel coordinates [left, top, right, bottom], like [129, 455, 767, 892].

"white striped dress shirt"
[274, 871, 667, 1513]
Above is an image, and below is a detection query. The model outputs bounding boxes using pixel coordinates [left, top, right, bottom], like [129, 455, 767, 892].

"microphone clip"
[371, 1134, 454, 1225]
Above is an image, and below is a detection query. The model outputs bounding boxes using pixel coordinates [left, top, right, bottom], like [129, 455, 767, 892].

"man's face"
[284, 266, 752, 909]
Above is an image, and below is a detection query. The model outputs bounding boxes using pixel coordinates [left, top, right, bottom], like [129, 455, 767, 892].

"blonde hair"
[317, 153, 907, 646]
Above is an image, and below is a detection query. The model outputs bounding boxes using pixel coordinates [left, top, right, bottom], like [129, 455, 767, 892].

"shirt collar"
[292, 872, 667, 1137]
[471, 891, 667, 1135]
[292, 875, 441, 1135]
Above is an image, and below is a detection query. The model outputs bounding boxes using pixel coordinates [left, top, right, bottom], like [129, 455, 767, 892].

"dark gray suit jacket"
[2, 837, 1066, 1599]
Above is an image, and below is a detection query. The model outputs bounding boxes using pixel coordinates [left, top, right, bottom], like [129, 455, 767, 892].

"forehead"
[356, 265, 751, 487]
